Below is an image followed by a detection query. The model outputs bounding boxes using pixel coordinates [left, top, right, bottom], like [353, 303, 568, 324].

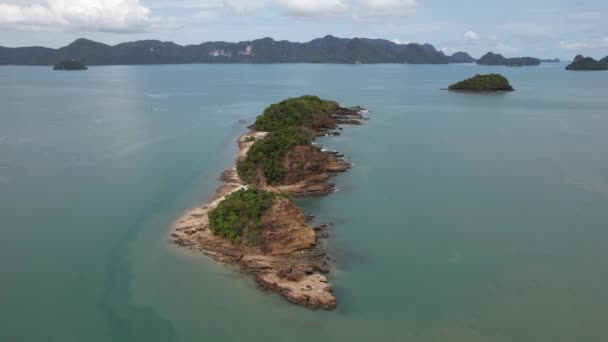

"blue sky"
[0, 0, 607, 59]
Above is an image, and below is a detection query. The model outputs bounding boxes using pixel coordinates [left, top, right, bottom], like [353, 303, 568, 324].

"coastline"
[171, 131, 337, 309]
[170, 104, 365, 310]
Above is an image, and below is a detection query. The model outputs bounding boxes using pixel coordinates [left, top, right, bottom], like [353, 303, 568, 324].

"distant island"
[541, 58, 561, 63]
[172, 95, 367, 310]
[53, 60, 87, 71]
[449, 52, 477, 63]
[448, 74, 514, 92]
[0, 35, 478, 65]
[566, 55, 608, 70]
[477, 52, 540, 67]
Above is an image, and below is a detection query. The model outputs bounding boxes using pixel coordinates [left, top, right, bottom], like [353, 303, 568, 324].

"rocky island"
[477, 52, 540, 67]
[447, 51, 476, 63]
[53, 60, 88, 70]
[448, 74, 514, 92]
[566, 55, 608, 71]
[171, 96, 366, 310]
[541, 58, 561, 63]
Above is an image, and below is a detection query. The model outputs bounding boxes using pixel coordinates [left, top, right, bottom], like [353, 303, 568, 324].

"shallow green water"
[1, 64, 607, 342]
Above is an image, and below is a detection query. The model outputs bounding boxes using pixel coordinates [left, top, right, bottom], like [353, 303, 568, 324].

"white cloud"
[559, 38, 608, 50]
[0, 0, 151, 32]
[275, 0, 348, 17]
[358, 0, 417, 16]
[464, 30, 479, 41]
[222, 0, 269, 15]
[559, 41, 594, 50]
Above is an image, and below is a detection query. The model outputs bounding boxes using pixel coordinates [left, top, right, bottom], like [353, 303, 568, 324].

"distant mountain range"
[0, 35, 561, 67]
[1, 35, 479, 65]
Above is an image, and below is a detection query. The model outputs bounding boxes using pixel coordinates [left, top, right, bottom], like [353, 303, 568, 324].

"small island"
[171, 96, 366, 310]
[566, 55, 608, 71]
[477, 52, 540, 67]
[448, 74, 514, 92]
[53, 60, 88, 71]
[506, 57, 541, 67]
[541, 58, 561, 63]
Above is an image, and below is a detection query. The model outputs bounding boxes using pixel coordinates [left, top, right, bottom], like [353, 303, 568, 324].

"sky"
[0, 0, 607, 59]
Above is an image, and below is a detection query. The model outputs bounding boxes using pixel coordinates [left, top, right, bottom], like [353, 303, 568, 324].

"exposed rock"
[313, 224, 329, 231]
[171, 131, 336, 310]
[257, 272, 336, 310]
[260, 197, 316, 255]
[170, 103, 367, 311]
[275, 173, 336, 197]
[282, 146, 351, 186]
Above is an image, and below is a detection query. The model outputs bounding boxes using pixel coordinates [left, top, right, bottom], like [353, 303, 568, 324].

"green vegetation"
[1, 36, 473, 65]
[448, 74, 514, 91]
[506, 57, 540, 67]
[566, 55, 608, 71]
[254, 95, 339, 131]
[53, 60, 88, 70]
[208, 188, 275, 244]
[237, 127, 314, 185]
[477, 52, 540, 66]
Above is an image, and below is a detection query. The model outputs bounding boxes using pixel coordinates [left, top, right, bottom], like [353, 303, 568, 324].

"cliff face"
[282, 146, 351, 184]
[259, 197, 316, 255]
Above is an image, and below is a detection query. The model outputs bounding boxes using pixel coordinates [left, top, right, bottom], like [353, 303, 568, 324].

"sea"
[1, 63, 607, 341]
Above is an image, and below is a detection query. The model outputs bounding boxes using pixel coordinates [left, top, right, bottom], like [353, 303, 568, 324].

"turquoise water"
[1, 64, 607, 342]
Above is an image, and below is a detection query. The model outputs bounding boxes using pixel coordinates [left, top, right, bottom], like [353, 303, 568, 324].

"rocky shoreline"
[171, 105, 365, 310]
